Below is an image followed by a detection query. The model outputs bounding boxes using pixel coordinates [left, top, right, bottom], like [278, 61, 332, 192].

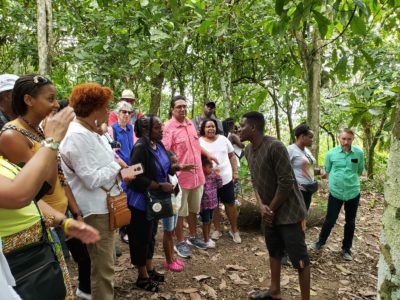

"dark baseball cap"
[205, 99, 216, 107]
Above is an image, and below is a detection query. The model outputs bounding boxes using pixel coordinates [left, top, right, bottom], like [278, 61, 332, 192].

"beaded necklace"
[18, 117, 67, 187]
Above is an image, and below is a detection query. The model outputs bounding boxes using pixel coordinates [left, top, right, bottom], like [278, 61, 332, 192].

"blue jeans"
[318, 193, 360, 251]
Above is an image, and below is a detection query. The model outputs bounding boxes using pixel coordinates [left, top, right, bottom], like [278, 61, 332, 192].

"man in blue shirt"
[312, 128, 364, 261]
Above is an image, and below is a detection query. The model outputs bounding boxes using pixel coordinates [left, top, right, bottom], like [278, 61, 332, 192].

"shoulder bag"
[5, 212, 66, 300]
[101, 180, 131, 230]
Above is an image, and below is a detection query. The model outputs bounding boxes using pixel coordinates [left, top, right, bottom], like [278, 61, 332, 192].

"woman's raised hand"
[44, 107, 75, 142]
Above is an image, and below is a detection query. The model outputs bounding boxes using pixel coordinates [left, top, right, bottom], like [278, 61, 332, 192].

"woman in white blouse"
[60, 83, 125, 300]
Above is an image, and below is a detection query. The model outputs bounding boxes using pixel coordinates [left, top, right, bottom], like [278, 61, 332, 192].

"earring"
[94, 120, 98, 127]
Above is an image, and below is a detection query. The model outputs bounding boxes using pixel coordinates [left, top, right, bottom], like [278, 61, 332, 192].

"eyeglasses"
[33, 75, 49, 84]
[120, 110, 133, 115]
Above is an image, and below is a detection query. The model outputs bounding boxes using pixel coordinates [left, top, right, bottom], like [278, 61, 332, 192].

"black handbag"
[146, 151, 173, 221]
[5, 215, 67, 300]
[301, 180, 319, 194]
[146, 189, 174, 221]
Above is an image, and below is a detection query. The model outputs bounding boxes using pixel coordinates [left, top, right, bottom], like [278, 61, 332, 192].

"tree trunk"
[295, 29, 322, 163]
[377, 101, 400, 299]
[149, 72, 164, 115]
[217, 54, 231, 119]
[37, 0, 49, 75]
[271, 93, 281, 140]
[367, 114, 387, 179]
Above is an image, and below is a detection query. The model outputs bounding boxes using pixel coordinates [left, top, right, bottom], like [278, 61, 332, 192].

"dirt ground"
[68, 189, 383, 300]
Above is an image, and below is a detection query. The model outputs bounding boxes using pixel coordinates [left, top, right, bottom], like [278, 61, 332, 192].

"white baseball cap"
[0, 74, 19, 93]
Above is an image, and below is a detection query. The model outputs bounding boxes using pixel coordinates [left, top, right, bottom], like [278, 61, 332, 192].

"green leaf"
[312, 10, 330, 38]
[360, 49, 375, 67]
[198, 19, 212, 34]
[351, 15, 367, 35]
[291, 3, 304, 30]
[275, 0, 285, 16]
[354, 0, 369, 15]
[334, 55, 348, 80]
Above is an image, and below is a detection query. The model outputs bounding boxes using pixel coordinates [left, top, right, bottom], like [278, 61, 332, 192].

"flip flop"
[248, 288, 281, 300]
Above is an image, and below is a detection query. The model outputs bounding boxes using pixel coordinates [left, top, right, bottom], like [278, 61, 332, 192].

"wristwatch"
[41, 137, 60, 151]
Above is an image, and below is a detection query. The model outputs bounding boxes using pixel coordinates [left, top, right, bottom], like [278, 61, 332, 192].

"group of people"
[0, 73, 364, 300]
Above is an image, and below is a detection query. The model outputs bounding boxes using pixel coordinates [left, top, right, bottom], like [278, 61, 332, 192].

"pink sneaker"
[174, 258, 185, 267]
[163, 261, 184, 272]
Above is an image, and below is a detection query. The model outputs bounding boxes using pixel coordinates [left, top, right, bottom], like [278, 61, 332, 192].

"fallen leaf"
[189, 293, 202, 300]
[281, 275, 290, 286]
[203, 284, 217, 299]
[340, 280, 351, 286]
[174, 288, 199, 294]
[228, 272, 250, 285]
[219, 279, 227, 290]
[335, 264, 352, 275]
[310, 289, 317, 296]
[255, 251, 267, 256]
[226, 264, 248, 271]
[193, 275, 210, 282]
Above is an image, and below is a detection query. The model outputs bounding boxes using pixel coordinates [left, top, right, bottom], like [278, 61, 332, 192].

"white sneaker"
[204, 239, 216, 248]
[211, 231, 222, 240]
[229, 231, 242, 244]
[76, 288, 91, 300]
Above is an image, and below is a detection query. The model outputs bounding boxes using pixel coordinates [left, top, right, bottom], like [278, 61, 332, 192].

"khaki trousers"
[85, 214, 115, 300]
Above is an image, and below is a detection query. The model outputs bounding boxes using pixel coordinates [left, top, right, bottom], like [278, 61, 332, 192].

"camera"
[109, 141, 121, 149]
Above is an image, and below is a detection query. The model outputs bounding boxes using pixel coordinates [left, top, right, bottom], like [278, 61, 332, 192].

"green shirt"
[324, 145, 364, 201]
[0, 157, 40, 238]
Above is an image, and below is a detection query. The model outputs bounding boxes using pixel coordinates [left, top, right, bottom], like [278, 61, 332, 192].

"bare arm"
[0, 147, 59, 209]
[0, 130, 58, 192]
[228, 152, 238, 181]
[229, 133, 244, 149]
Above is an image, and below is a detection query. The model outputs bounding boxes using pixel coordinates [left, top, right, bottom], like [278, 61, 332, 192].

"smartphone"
[121, 163, 144, 178]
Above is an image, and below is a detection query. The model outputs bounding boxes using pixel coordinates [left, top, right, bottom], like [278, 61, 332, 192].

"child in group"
[200, 156, 223, 248]
[162, 151, 185, 272]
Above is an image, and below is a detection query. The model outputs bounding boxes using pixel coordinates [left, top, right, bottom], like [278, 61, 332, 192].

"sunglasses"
[120, 110, 133, 115]
[33, 75, 50, 84]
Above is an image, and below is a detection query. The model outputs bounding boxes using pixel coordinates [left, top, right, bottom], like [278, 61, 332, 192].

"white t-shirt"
[0, 239, 22, 300]
[287, 144, 316, 185]
[200, 135, 234, 185]
[169, 174, 182, 214]
[60, 122, 122, 217]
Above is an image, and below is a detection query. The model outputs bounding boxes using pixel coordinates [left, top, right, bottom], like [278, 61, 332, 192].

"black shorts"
[217, 181, 235, 204]
[264, 223, 310, 269]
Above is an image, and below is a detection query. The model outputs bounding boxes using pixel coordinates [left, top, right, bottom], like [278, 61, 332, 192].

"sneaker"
[229, 231, 242, 244]
[311, 240, 324, 251]
[163, 261, 184, 272]
[204, 239, 216, 248]
[174, 241, 191, 258]
[342, 249, 353, 261]
[187, 236, 208, 250]
[76, 288, 91, 300]
[211, 230, 222, 240]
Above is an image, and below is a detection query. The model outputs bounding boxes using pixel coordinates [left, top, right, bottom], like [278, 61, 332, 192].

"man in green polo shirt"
[312, 128, 364, 261]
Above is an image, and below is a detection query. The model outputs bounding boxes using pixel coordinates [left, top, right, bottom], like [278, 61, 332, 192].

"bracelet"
[63, 218, 73, 235]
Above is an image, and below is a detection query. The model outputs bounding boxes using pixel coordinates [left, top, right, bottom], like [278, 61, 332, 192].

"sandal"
[148, 269, 165, 282]
[136, 277, 160, 292]
[249, 288, 281, 300]
[164, 261, 184, 272]
[120, 234, 129, 244]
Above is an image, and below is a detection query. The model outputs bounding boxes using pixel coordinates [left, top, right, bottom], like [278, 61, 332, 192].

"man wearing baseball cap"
[192, 100, 224, 134]
[108, 89, 143, 126]
[0, 74, 19, 130]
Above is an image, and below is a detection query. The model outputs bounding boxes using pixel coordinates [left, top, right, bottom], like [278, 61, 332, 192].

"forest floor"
[68, 185, 384, 300]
